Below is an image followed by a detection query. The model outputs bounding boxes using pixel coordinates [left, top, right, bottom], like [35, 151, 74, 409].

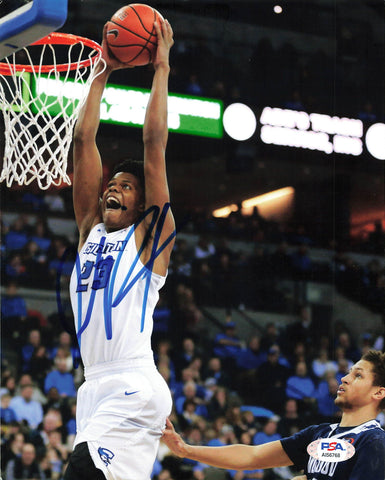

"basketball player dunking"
[163, 350, 385, 480]
[64, 19, 175, 480]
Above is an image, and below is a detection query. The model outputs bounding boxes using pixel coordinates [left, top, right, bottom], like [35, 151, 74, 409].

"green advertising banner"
[29, 75, 223, 138]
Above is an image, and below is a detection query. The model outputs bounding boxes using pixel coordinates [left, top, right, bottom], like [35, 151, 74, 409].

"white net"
[0, 35, 105, 189]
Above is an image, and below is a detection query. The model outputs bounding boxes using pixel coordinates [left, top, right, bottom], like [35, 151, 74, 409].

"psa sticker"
[307, 438, 355, 463]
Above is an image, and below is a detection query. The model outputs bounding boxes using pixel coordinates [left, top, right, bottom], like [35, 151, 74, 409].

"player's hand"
[101, 23, 135, 70]
[153, 18, 174, 70]
[162, 418, 187, 457]
[291, 476, 307, 480]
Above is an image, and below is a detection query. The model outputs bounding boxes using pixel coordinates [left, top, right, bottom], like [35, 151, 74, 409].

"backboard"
[0, 0, 68, 60]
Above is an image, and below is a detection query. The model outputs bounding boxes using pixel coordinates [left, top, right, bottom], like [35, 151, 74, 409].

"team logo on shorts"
[307, 438, 355, 463]
[98, 447, 115, 466]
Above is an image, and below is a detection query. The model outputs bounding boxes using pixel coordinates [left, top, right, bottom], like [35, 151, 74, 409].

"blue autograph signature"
[55, 202, 179, 367]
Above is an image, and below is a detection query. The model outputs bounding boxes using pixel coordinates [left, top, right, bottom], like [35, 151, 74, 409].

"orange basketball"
[106, 4, 163, 66]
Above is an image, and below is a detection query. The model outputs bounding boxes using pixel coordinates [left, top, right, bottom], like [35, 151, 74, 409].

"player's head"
[102, 159, 145, 230]
[336, 349, 385, 411]
[110, 159, 145, 194]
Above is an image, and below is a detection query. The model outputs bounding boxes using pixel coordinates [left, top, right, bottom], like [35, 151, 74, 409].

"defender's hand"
[162, 418, 187, 457]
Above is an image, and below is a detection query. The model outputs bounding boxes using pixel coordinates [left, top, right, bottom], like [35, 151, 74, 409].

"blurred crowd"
[1, 192, 384, 316]
[1, 295, 384, 479]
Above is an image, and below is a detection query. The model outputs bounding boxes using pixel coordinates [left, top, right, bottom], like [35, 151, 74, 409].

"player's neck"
[339, 405, 379, 427]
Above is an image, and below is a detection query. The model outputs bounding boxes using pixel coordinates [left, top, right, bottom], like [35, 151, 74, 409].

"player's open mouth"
[106, 196, 121, 210]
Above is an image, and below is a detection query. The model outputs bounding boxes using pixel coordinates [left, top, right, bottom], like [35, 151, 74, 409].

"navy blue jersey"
[281, 420, 385, 479]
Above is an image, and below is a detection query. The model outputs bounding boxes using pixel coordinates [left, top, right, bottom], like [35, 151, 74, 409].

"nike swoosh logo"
[107, 29, 119, 39]
[125, 390, 139, 396]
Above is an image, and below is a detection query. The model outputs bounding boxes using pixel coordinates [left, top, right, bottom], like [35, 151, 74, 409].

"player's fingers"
[165, 19, 173, 38]
[154, 20, 163, 41]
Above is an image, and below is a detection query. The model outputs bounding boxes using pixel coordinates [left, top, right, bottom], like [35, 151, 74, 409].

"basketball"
[106, 3, 164, 66]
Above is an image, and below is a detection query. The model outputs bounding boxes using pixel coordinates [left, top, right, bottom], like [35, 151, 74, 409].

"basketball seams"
[108, 19, 156, 47]
[128, 5, 156, 36]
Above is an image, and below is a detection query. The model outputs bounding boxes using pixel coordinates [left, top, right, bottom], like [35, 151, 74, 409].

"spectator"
[282, 304, 318, 357]
[277, 399, 302, 438]
[213, 322, 244, 371]
[285, 361, 317, 414]
[174, 380, 207, 418]
[0, 374, 17, 398]
[315, 372, 341, 421]
[290, 244, 312, 304]
[50, 331, 80, 371]
[4, 216, 29, 252]
[174, 337, 197, 379]
[194, 235, 216, 260]
[357, 100, 377, 123]
[255, 345, 290, 413]
[44, 356, 76, 398]
[207, 386, 229, 419]
[191, 258, 214, 306]
[174, 284, 205, 338]
[22, 329, 42, 373]
[1, 392, 17, 425]
[21, 240, 49, 287]
[9, 383, 44, 429]
[311, 348, 337, 380]
[1, 432, 25, 472]
[185, 73, 204, 96]
[30, 219, 52, 253]
[5, 442, 46, 480]
[335, 331, 361, 363]
[203, 357, 231, 388]
[332, 347, 353, 382]
[29, 346, 53, 390]
[236, 335, 266, 371]
[4, 252, 28, 282]
[259, 322, 280, 352]
[153, 293, 172, 335]
[43, 191, 66, 213]
[31, 409, 66, 455]
[1, 281, 27, 342]
[15, 374, 47, 406]
[253, 416, 281, 445]
[46, 428, 69, 465]
[211, 252, 236, 310]
[47, 235, 74, 286]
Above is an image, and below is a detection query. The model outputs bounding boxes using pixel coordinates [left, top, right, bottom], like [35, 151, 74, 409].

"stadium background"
[1, 1, 384, 479]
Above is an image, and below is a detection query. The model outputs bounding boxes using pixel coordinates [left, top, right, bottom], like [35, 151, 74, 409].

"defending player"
[163, 350, 385, 479]
[65, 19, 175, 480]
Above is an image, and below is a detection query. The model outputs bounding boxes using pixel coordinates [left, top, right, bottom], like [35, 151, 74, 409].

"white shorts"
[74, 358, 172, 480]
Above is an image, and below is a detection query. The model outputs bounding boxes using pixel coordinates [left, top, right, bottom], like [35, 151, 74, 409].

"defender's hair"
[362, 349, 385, 409]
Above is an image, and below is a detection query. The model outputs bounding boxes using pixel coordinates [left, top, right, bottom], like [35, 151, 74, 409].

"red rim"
[0, 32, 103, 75]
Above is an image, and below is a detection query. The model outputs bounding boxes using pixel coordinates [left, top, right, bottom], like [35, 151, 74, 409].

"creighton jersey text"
[281, 420, 385, 480]
[69, 223, 166, 367]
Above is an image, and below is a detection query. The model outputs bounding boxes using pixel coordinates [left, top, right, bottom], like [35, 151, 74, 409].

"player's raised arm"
[162, 419, 293, 470]
[72, 24, 129, 248]
[140, 19, 175, 275]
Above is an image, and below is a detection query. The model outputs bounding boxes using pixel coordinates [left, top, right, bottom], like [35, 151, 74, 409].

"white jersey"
[69, 223, 166, 368]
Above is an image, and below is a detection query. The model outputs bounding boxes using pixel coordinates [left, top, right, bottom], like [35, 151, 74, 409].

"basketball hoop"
[0, 32, 106, 189]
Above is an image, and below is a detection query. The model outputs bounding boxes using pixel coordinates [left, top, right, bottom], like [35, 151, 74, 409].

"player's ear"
[373, 386, 385, 402]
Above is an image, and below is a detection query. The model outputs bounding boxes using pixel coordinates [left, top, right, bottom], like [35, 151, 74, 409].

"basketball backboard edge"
[0, 0, 68, 60]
